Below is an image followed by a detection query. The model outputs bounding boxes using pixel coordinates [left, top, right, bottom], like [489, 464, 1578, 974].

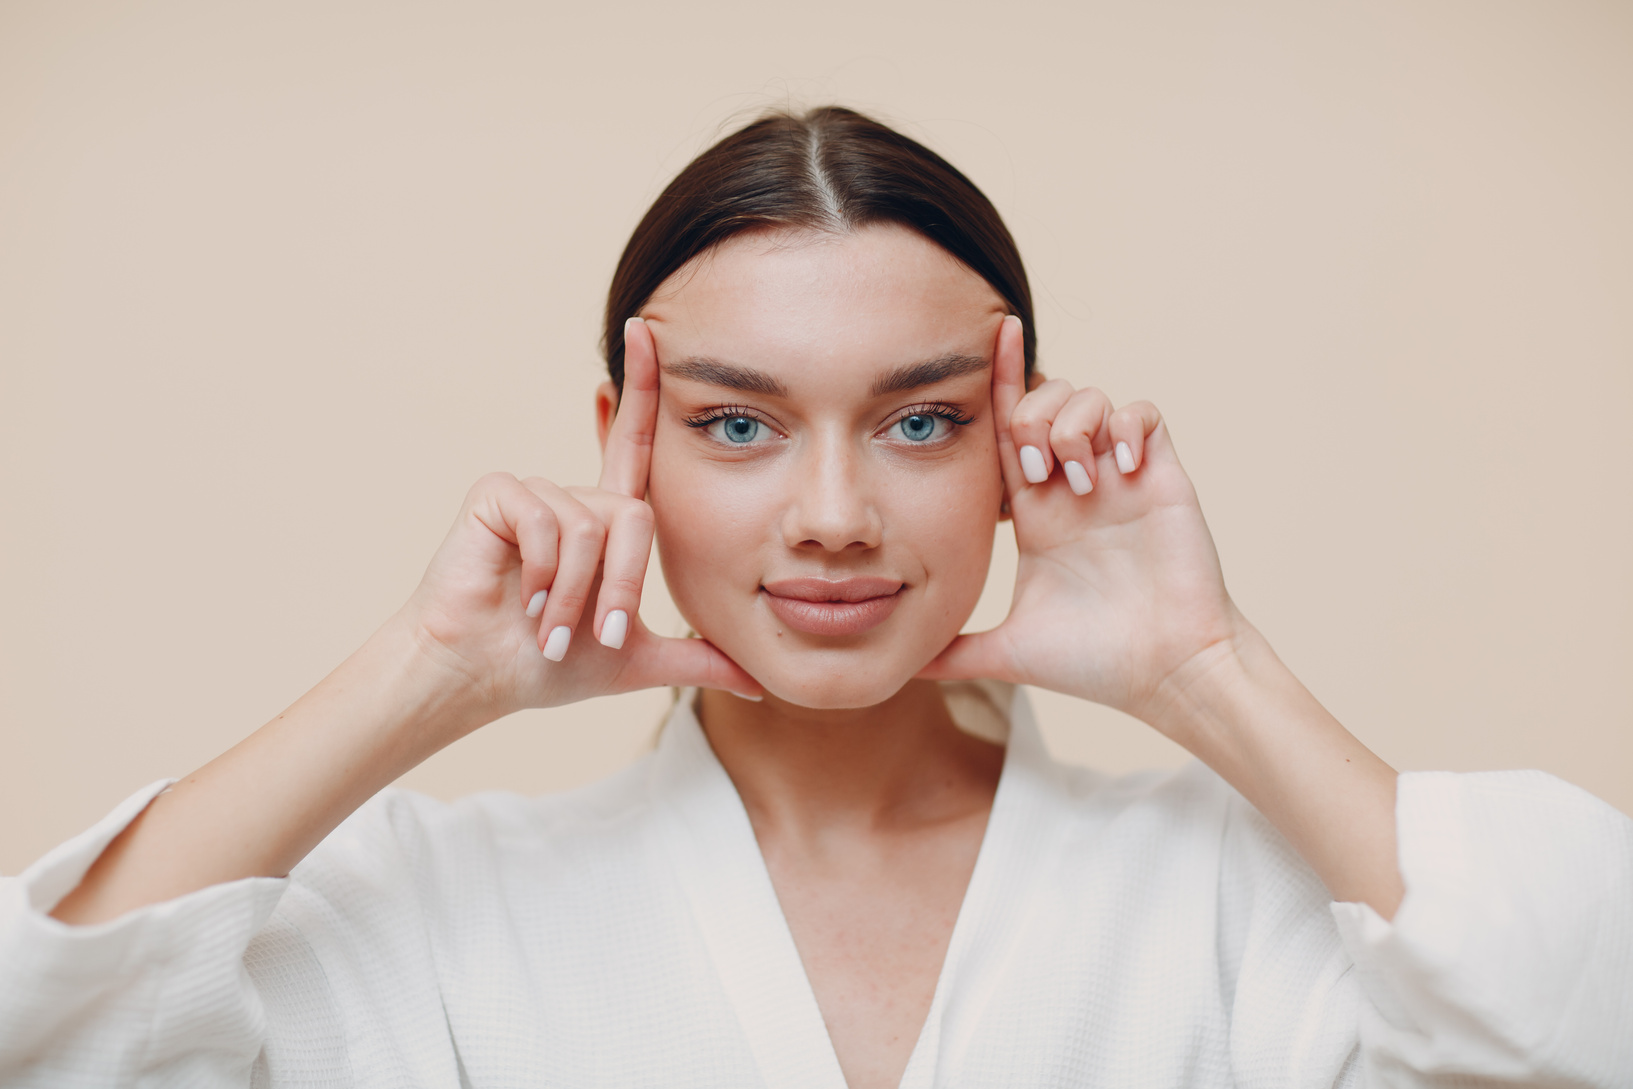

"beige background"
[2, 0, 1629, 875]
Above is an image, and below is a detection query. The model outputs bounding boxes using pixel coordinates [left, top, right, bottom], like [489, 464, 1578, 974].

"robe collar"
[649, 683, 1072, 1089]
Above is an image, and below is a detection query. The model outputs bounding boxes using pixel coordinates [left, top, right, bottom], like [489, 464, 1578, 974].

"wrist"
[1134, 608, 1394, 801]
[1133, 608, 1404, 915]
[346, 612, 501, 760]
[1135, 608, 1282, 758]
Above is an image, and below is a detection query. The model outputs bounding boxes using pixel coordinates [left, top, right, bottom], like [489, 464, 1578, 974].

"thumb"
[915, 628, 1018, 684]
[629, 628, 764, 699]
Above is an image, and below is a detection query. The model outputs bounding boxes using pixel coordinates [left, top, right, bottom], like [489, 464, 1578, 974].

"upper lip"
[760, 577, 904, 602]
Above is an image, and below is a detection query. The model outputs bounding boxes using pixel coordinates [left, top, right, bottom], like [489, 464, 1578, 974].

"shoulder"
[1050, 757, 1243, 841]
[1042, 756, 1327, 914]
[291, 751, 665, 895]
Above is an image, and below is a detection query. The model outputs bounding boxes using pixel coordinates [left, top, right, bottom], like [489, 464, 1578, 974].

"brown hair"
[601, 106, 1035, 391]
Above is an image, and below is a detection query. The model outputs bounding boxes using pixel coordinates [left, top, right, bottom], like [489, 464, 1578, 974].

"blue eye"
[710, 416, 762, 444]
[894, 413, 948, 443]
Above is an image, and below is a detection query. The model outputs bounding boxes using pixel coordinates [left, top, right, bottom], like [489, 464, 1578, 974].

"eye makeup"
[680, 399, 977, 451]
[879, 402, 974, 431]
[683, 404, 767, 431]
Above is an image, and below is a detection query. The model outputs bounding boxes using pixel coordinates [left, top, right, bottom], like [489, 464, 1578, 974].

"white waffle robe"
[2, 683, 1630, 1087]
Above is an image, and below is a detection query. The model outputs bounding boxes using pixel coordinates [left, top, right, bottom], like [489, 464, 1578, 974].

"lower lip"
[761, 589, 903, 636]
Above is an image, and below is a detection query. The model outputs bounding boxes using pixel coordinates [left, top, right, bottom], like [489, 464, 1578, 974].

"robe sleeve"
[1220, 768, 1633, 1088]
[1330, 770, 1633, 1087]
[0, 780, 286, 1087]
[0, 780, 463, 1088]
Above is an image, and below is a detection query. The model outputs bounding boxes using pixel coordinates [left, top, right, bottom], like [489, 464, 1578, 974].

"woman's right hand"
[49, 319, 754, 928]
[401, 317, 761, 722]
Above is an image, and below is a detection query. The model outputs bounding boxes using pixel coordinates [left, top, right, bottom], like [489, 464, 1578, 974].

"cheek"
[645, 432, 777, 612]
[902, 453, 1003, 611]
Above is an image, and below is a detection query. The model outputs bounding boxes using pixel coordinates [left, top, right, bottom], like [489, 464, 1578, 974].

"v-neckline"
[651, 684, 1068, 1089]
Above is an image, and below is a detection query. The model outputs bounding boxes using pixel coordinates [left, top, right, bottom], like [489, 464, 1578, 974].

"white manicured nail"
[732, 690, 763, 702]
[542, 626, 571, 661]
[1115, 441, 1136, 474]
[1019, 444, 1049, 484]
[599, 609, 628, 650]
[526, 590, 548, 618]
[1064, 460, 1093, 495]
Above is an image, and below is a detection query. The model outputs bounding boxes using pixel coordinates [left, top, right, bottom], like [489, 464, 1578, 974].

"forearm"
[1142, 612, 1404, 919]
[51, 615, 491, 926]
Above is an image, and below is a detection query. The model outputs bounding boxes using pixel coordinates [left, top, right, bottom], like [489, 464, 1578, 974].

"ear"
[595, 381, 619, 450]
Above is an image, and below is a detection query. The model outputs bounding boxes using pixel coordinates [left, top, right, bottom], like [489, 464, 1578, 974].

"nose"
[780, 433, 883, 553]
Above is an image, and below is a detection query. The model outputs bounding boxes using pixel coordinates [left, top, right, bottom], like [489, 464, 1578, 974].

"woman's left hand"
[926, 318, 1404, 918]
[918, 315, 1247, 731]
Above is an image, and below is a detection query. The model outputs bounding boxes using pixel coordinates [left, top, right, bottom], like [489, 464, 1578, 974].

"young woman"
[2, 108, 1629, 1088]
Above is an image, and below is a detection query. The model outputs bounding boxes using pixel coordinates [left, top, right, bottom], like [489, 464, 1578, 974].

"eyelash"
[889, 403, 975, 431]
[683, 404, 764, 430]
[682, 403, 975, 437]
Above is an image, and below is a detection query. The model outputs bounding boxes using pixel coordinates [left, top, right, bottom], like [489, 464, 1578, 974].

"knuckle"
[471, 470, 514, 497]
[520, 507, 559, 538]
[619, 499, 655, 530]
[518, 496, 556, 522]
[551, 590, 589, 617]
[1010, 407, 1049, 433]
[1049, 417, 1088, 447]
[1073, 388, 1111, 413]
[601, 571, 645, 598]
[564, 517, 607, 550]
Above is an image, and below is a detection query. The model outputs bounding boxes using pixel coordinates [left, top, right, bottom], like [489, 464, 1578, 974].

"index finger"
[598, 316, 660, 498]
[989, 315, 1029, 499]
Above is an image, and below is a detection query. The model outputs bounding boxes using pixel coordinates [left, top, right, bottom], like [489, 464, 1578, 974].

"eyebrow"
[661, 352, 990, 400]
[869, 353, 990, 396]
[662, 357, 791, 397]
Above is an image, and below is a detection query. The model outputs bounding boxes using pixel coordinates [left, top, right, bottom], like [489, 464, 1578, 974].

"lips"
[760, 577, 905, 637]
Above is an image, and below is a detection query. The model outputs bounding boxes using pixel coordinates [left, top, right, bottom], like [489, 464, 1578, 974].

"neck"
[696, 680, 1004, 843]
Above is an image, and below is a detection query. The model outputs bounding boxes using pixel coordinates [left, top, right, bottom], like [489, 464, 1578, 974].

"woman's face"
[637, 223, 1009, 708]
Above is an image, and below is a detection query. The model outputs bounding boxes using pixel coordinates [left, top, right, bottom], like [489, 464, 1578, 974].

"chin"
[760, 671, 910, 710]
[683, 592, 977, 710]
[718, 640, 932, 710]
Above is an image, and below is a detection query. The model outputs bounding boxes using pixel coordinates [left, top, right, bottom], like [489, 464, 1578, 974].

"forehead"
[640, 224, 1007, 387]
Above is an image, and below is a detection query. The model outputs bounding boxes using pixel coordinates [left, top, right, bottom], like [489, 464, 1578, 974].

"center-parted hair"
[602, 107, 1036, 392]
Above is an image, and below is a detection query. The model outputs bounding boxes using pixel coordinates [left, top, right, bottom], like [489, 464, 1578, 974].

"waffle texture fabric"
[2, 683, 1629, 1087]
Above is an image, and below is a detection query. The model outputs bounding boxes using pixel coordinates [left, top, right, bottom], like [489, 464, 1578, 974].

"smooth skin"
[52, 224, 1401, 1089]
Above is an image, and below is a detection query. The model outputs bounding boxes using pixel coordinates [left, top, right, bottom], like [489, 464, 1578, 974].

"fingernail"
[542, 626, 571, 661]
[599, 609, 628, 650]
[731, 690, 763, 702]
[1019, 445, 1048, 484]
[1115, 441, 1136, 474]
[526, 590, 548, 618]
[1064, 460, 1093, 495]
